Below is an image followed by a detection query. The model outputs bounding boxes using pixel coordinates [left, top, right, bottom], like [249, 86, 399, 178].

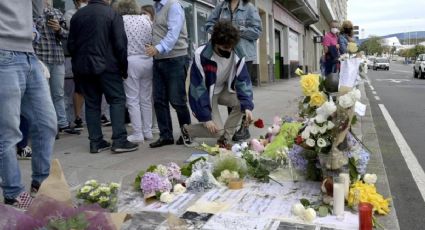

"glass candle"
[358, 202, 373, 230]
[333, 176, 345, 219]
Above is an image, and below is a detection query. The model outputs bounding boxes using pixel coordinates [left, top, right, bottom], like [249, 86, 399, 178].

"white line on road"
[372, 91, 377, 95]
[369, 85, 375, 91]
[379, 104, 425, 202]
[392, 70, 412, 74]
[375, 96, 380, 101]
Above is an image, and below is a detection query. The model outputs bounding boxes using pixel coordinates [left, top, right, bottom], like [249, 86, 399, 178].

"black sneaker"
[59, 125, 81, 135]
[90, 140, 111, 154]
[4, 191, 33, 210]
[232, 125, 250, 142]
[111, 140, 138, 153]
[176, 126, 199, 147]
[101, 115, 112, 127]
[17, 146, 32, 160]
[30, 181, 40, 197]
[74, 118, 84, 131]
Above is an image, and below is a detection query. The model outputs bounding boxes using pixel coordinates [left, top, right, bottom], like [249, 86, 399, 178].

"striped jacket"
[189, 42, 254, 122]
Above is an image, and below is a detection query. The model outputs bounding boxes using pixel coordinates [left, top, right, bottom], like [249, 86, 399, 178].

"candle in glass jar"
[333, 176, 345, 218]
[339, 173, 350, 199]
[359, 202, 373, 230]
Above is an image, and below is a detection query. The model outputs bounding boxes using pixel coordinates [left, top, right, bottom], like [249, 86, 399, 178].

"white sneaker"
[151, 125, 160, 134]
[144, 132, 154, 141]
[127, 134, 144, 143]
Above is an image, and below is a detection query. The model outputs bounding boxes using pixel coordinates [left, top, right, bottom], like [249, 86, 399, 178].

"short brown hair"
[211, 21, 240, 47]
[116, 0, 140, 15]
[141, 5, 155, 19]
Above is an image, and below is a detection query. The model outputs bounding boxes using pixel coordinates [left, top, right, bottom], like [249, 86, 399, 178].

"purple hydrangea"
[167, 162, 181, 181]
[141, 172, 171, 195]
[288, 145, 308, 171]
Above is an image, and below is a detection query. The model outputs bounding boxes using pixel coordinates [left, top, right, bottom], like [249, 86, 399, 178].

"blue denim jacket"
[204, 1, 262, 62]
[338, 34, 349, 54]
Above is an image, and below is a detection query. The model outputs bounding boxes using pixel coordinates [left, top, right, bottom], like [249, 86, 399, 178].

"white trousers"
[124, 55, 153, 136]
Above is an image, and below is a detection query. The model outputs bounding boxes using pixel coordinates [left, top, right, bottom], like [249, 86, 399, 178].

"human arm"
[238, 4, 262, 41]
[188, 58, 213, 122]
[234, 61, 254, 113]
[154, 2, 185, 54]
[204, 3, 223, 34]
[111, 12, 128, 78]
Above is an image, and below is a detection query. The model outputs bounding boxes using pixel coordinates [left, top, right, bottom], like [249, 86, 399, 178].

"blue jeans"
[46, 63, 68, 128]
[153, 56, 191, 140]
[0, 50, 57, 199]
[17, 116, 29, 149]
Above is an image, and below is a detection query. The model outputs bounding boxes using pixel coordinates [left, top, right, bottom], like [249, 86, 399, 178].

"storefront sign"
[273, 2, 304, 34]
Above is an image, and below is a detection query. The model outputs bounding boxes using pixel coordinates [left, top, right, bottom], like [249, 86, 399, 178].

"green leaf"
[351, 115, 358, 125]
[318, 206, 329, 217]
[300, 198, 310, 207]
[180, 157, 206, 177]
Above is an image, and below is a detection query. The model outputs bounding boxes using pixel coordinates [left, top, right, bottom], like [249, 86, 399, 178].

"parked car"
[367, 58, 375, 69]
[413, 54, 425, 78]
[373, 58, 390, 71]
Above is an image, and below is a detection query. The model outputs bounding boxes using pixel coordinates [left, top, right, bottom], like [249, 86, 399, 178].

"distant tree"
[414, 45, 425, 57]
[359, 36, 383, 55]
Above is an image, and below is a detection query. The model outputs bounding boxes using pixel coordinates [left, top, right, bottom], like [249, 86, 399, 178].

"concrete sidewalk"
[11, 78, 398, 228]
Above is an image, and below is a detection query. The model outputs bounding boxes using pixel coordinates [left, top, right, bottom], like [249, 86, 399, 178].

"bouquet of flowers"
[76, 180, 120, 211]
[134, 162, 186, 203]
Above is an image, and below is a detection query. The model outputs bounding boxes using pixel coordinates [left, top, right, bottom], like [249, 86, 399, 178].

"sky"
[347, 0, 425, 38]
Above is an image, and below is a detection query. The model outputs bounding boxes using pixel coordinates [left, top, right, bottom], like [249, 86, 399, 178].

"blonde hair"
[116, 0, 140, 15]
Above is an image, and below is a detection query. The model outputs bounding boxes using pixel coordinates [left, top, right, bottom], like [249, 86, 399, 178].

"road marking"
[372, 91, 377, 95]
[375, 79, 411, 83]
[379, 104, 425, 202]
[369, 85, 375, 91]
[375, 96, 380, 101]
[392, 70, 412, 74]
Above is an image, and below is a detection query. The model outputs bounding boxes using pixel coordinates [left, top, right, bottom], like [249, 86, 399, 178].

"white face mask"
[331, 28, 339, 34]
[79, 3, 87, 8]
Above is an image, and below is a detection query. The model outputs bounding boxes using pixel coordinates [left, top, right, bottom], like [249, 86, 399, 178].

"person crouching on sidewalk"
[183, 21, 254, 146]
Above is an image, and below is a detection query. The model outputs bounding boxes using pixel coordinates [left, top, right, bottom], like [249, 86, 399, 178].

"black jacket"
[67, 0, 128, 77]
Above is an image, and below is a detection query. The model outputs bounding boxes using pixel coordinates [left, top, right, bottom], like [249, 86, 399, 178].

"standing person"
[116, 0, 154, 143]
[0, 0, 57, 209]
[34, 0, 77, 135]
[322, 20, 340, 76]
[204, 0, 262, 142]
[184, 21, 254, 145]
[64, 0, 89, 130]
[141, 4, 160, 134]
[145, 0, 194, 148]
[68, 0, 138, 153]
[338, 20, 354, 55]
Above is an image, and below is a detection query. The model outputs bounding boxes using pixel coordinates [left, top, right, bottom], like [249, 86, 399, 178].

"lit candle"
[333, 176, 345, 219]
[358, 202, 373, 230]
[339, 173, 350, 199]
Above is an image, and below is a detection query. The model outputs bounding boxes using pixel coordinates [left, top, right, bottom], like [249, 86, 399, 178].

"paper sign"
[339, 58, 362, 88]
[354, 101, 367, 116]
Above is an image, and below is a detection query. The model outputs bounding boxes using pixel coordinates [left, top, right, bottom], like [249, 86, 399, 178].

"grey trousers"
[186, 89, 243, 140]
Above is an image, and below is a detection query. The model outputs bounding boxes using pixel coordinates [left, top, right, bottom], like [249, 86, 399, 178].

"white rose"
[363, 174, 377, 184]
[306, 138, 315, 147]
[301, 127, 311, 140]
[231, 144, 241, 153]
[310, 125, 319, 135]
[318, 125, 328, 134]
[303, 208, 316, 222]
[315, 114, 328, 124]
[292, 203, 305, 216]
[339, 94, 355, 108]
[160, 192, 175, 203]
[173, 184, 187, 195]
[317, 138, 327, 148]
[323, 195, 333, 205]
[351, 89, 361, 101]
[327, 121, 335, 130]
[240, 142, 248, 149]
[317, 100, 337, 117]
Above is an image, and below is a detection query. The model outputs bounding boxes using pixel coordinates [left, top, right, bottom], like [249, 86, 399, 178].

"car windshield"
[376, 59, 388, 63]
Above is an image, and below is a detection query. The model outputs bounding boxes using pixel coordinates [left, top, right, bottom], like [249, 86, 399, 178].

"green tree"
[359, 36, 383, 55]
[413, 45, 425, 57]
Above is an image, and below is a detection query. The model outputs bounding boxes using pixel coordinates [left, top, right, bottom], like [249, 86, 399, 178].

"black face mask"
[344, 28, 353, 35]
[217, 48, 231, 59]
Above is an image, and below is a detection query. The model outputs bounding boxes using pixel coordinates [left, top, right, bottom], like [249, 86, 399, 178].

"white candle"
[333, 177, 345, 217]
[339, 173, 350, 199]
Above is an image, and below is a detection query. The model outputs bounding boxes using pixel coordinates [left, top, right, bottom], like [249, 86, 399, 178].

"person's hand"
[336, 44, 340, 49]
[204, 120, 218, 134]
[47, 19, 61, 32]
[245, 110, 253, 124]
[145, 44, 159, 57]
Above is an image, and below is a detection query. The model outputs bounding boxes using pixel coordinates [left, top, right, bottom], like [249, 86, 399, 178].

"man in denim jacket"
[183, 21, 254, 146]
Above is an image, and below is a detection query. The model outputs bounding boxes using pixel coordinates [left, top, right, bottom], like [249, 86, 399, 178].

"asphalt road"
[366, 61, 425, 230]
